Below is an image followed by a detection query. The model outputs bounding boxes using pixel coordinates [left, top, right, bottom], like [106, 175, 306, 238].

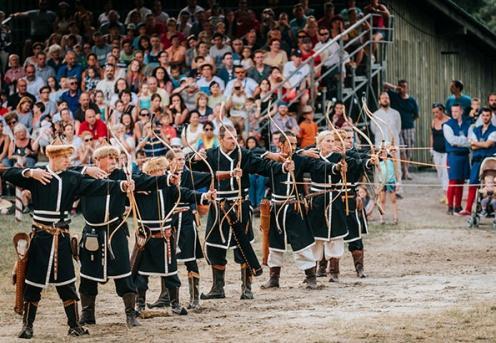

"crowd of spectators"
[0, 0, 391, 210]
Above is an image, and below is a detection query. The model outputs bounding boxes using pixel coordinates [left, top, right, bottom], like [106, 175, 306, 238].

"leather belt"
[32, 221, 70, 281]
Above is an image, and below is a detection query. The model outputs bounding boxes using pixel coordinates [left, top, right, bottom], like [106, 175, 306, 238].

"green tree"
[475, 0, 496, 33]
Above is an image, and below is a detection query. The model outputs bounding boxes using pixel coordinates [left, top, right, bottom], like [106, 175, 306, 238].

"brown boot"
[328, 257, 340, 282]
[240, 263, 254, 300]
[316, 258, 328, 277]
[260, 267, 280, 289]
[304, 267, 318, 289]
[351, 250, 367, 278]
[187, 271, 201, 309]
[200, 265, 226, 299]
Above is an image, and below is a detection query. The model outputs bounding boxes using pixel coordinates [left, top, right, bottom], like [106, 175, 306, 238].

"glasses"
[298, 35, 307, 39]
[8, 120, 17, 125]
[41, 91, 50, 94]
[85, 137, 93, 142]
[205, 127, 213, 131]
[140, 112, 150, 116]
[70, 82, 77, 85]
[320, 32, 329, 36]
[235, 71, 245, 75]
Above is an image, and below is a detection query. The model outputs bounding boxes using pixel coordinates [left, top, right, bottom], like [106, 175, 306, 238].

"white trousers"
[267, 245, 316, 271]
[313, 239, 344, 260]
[432, 151, 448, 191]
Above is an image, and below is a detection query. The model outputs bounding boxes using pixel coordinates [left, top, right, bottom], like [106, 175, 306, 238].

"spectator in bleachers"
[62, 122, 83, 165]
[4, 54, 25, 94]
[340, 0, 364, 23]
[35, 51, 56, 83]
[445, 80, 472, 119]
[241, 46, 254, 70]
[195, 92, 213, 124]
[196, 121, 219, 150]
[247, 50, 272, 84]
[179, 0, 204, 26]
[197, 63, 225, 95]
[60, 77, 81, 114]
[46, 44, 64, 74]
[226, 80, 248, 133]
[14, 97, 34, 131]
[210, 33, 232, 70]
[22, 64, 45, 98]
[225, 65, 258, 98]
[208, 81, 225, 109]
[78, 108, 108, 143]
[0, 121, 11, 167]
[264, 39, 288, 71]
[290, 3, 308, 39]
[11, 0, 56, 43]
[364, 0, 390, 53]
[270, 101, 299, 136]
[8, 79, 36, 109]
[318, 2, 336, 30]
[56, 51, 83, 83]
[299, 105, 318, 148]
[38, 86, 57, 116]
[181, 110, 203, 152]
[231, 38, 244, 64]
[217, 52, 235, 85]
[153, 66, 172, 93]
[6, 123, 38, 168]
[125, 0, 151, 25]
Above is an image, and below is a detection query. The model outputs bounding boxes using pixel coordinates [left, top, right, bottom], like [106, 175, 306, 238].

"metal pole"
[338, 38, 344, 101]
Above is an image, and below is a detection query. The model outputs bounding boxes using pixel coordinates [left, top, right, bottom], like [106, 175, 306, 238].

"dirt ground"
[0, 172, 495, 342]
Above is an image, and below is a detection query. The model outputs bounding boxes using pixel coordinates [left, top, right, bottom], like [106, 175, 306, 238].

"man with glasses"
[38, 86, 57, 116]
[225, 65, 258, 98]
[60, 77, 82, 115]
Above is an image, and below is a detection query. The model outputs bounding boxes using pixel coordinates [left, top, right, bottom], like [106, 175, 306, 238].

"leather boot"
[304, 267, 318, 289]
[64, 300, 89, 337]
[168, 288, 188, 315]
[122, 293, 141, 328]
[328, 257, 340, 282]
[352, 249, 367, 278]
[260, 266, 280, 289]
[240, 263, 254, 300]
[187, 272, 201, 309]
[146, 277, 170, 308]
[79, 294, 96, 325]
[136, 289, 146, 314]
[200, 265, 226, 299]
[18, 301, 38, 339]
[316, 258, 328, 277]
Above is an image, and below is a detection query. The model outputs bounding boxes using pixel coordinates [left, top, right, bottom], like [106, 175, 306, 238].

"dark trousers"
[135, 274, 181, 291]
[79, 276, 136, 297]
[206, 245, 245, 266]
[348, 239, 364, 252]
[24, 283, 78, 303]
[185, 260, 199, 273]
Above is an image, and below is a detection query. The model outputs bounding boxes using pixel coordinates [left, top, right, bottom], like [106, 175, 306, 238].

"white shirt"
[283, 61, 311, 88]
[370, 107, 402, 147]
[96, 79, 117, 104]
[315, 40, 350, 68]
[196, 76, 225, 93]
[23, 76, 45, 98]
[224, 77, 258, 98]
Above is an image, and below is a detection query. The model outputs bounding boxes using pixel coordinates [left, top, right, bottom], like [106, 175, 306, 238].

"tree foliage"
[453, 0, 496, 33]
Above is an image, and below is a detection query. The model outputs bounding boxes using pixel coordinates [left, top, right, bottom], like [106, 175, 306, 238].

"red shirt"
[301, 49, 321, 66]
[78, 119, 108, 140]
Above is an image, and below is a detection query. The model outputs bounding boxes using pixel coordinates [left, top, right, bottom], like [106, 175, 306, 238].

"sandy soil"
[0, 172, 495, 342]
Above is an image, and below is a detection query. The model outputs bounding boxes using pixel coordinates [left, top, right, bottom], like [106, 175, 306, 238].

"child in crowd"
[299, 105, 318, 148]
[245, 97, 260, 138]
[480, 175, 496, 217]
[138, 83, 152, 111]
[83, 66, 100, 92]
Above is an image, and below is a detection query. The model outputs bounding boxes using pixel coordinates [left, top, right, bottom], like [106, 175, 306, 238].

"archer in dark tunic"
[191, 125, 286, 300]
[4, 163, 128, 338]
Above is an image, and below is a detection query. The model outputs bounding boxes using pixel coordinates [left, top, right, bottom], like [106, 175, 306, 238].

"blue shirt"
[60, 90, 82, 115]
[445, 94, 472, 120]
[387, 90, 419, 130]
[56, 63, 83, 83]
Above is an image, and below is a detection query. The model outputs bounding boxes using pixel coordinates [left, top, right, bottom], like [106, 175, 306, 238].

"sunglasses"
[140, 112, 150, 116]
[85, 137, 93, 142]
[298, 35, 307, 39]
[320, 32, 329, 35]
[205, 127, 213, 131]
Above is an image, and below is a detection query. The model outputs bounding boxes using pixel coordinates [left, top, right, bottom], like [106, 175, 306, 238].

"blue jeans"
[249, 174, 266, 208]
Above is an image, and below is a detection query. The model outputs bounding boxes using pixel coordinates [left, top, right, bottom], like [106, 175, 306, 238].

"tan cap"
[142, 157, 168, 175]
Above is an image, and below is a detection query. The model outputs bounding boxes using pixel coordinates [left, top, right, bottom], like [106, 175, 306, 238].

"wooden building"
[384, 0, 496, 162]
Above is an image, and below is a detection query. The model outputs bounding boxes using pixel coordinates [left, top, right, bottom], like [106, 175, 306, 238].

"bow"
[267, 101, 304, 220]
[219, 102, 243, 221]
[184, 124, 218, 257]
[325, 101, 349, 215]
[106, 112, 143, 257]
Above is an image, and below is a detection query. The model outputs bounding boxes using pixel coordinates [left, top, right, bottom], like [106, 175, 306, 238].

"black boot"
[200, 265, 226, 300]
[122, 293, 141, 328]
[316, 258, 328, 277]
[168, 288, 188, 315]
[329, 257, 340, 282]
[18, 301, 37, 339]
[260, 266, 281, 289]
[352, 249, 367, 278]
[240, 263, 254, 300]
[146, 277, 170, 308]
[304, 267, 318, 289]
[79, 294, 96, 325]
[187, 272, 201, 309]
[64, 300, 89, 337]
[136, 289, 146, 314]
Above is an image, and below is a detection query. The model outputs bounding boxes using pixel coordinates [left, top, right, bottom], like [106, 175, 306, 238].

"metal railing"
[256, 13, 394, 132]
